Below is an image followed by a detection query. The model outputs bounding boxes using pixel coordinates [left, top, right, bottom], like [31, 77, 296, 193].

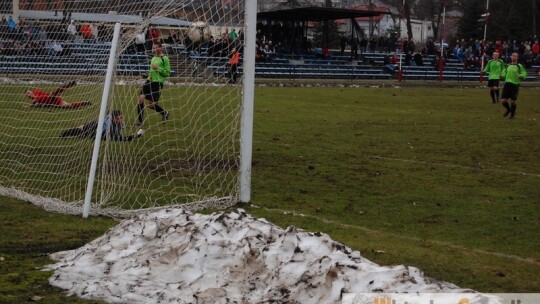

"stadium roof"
[19, 10, 191, 27]
[257, 7, 387, 22]
[351, 6, 391, 22]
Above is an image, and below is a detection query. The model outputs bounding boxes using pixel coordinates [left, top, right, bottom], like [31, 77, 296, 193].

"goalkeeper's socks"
[137, 103, 145, 123]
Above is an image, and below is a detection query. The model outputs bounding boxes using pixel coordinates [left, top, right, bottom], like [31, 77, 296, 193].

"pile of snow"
[45, 208, 474, 303]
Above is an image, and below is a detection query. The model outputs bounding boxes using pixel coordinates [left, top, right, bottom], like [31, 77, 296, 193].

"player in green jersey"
[136, 43, 171, 126]
[500, 52, 528, 119]
[482, 52, 504, 103]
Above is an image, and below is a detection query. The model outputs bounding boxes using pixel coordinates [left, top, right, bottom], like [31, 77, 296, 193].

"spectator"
[383, 55, 396, 75]
[52, 40, 63, 55]
[532, 40, 539, 57]
[359, 37, 367, 53]
[149, 27, 160, 44]
[426, 39, 435, 55]
[340, 36, 348, 56]
[80, 23, 92, 43]
[413, 52, 423, 66]
[453, 45, 463, 62]
[350, 36, 358, 60]
[369, 37, 376, 52]
[38, 26, 47, 42]
[404, 51, 412, 66]
[67, 20, 77, 40]
[262, 43, 275, 61]
[228, 47, 240, 84]
[228, 28, 238, 42]
[7, 16, 16, 33]
[135, 28, 147, 53]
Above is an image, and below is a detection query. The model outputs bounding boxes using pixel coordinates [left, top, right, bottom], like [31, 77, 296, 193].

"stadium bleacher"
[1, 42, 538, 81]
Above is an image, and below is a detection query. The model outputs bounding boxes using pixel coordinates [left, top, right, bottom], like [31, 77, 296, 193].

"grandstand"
[1, 41, 537, 82]
[1, 6, 537, 82]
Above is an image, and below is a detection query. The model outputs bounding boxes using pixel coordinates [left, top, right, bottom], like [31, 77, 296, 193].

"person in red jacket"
[532, 40, 539, 57]
[149, 27, 160, 44]
[24, 81, 91, 108]
[80, 24, 92, 41]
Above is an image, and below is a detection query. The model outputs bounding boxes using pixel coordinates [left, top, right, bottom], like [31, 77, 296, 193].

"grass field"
[1, 84, 539, 302]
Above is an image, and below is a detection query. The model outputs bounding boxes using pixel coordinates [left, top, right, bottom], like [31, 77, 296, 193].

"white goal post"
[0, 0, 255, 217]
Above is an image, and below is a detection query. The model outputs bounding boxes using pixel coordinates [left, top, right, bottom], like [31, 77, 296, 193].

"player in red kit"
[24, 81, 91, 108]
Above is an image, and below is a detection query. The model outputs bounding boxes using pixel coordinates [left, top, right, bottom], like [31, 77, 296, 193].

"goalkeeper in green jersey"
[500, 52, 528, 119]
[482, 52, 504, 103]
[136, 43, 171, 126]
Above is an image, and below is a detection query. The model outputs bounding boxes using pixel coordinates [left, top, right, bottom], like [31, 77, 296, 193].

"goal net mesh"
[0, 0, 246, 217]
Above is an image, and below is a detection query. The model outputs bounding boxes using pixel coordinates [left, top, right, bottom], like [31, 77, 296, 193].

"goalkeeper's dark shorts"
[501, 83, 519, 100]
[140, 81, 164, 103]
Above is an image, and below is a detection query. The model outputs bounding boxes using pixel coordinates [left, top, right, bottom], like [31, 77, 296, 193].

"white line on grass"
[256, 206, 540, 267]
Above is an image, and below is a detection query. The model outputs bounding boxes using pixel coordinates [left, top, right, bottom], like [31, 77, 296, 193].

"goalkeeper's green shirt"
[482, 59, 504, 80]
[148, 55, 171, 83]
[502, 63, 527, 85]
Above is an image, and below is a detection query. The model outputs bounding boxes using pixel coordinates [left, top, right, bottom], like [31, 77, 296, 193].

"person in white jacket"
[135, 28, 148, 53]
[67, 20, 77, 41]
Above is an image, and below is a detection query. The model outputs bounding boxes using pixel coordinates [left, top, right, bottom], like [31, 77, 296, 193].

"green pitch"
[1, 85, 539, 302]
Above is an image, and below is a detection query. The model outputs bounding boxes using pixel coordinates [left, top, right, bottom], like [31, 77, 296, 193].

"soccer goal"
[0, 0, 256, 217]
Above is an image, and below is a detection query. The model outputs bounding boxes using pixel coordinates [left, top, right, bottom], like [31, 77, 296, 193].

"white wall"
[397, 19, 433, 43]
[341, 17, 433, 43]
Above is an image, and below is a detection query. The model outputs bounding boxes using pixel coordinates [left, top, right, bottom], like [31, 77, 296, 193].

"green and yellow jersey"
[148, 55, 171, 83]
[502, 63, 527, 85]
[482, 59, 504, 80]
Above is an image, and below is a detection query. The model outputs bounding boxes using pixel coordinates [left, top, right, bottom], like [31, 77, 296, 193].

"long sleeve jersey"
[148, 55, 171, 83]
[502, 63, 527, 85]
[482, 59, 504, 80]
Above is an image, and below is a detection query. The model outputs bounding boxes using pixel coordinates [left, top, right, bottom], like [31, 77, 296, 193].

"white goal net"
[0, 0, 252, 217]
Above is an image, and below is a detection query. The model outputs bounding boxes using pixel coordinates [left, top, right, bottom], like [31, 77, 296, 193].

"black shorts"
[501, 83, 519, 100]
[139, 81, 163, 103]
[487, 79, 500, 88]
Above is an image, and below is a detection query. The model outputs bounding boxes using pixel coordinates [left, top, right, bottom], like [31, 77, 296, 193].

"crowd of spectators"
[3, 13, 539, 74]
[203, 28, 244, 58]
[195, 23, 284, 62]
[378, 35, 539, 71]
[0, 15, 111, 56]
[451, 37, 540, 69]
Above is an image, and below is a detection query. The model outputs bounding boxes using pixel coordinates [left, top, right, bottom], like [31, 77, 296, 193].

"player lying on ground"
[60, 109, 144, 142]
[24, 81, 91, 108]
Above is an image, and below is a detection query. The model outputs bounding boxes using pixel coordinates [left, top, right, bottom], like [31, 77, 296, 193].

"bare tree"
[413, 0, 459, 40]
[415, 0, 442, 40]
[403, 0, 413, 40]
